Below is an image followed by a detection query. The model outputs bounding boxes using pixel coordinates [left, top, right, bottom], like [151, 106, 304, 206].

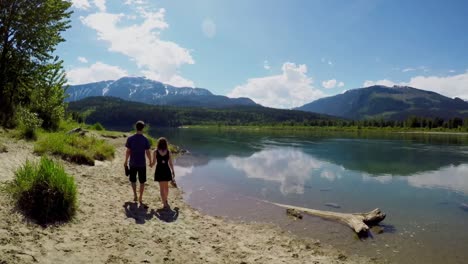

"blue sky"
[61, 0, 468, 108]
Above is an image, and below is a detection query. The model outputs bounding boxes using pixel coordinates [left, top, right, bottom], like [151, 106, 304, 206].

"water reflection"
[166, 128, 468, 195]
[303, 139, 468, 176]
[406, 164, 468, 195]
[227, 148, 330, 194]
[165, 129, 468, 177]
[215, 146, 468, 196]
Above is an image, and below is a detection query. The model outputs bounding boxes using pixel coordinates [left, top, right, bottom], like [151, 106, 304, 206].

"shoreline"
[180, 125, 468, 135]
[0, 134, 381, 264]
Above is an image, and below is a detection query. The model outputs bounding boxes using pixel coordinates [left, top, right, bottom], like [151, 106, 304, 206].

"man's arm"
[124, 148, 131, 166]
[145, 149, 151, 166]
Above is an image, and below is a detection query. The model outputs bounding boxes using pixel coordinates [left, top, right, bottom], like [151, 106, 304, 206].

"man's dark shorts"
[129, 166, 146, 183]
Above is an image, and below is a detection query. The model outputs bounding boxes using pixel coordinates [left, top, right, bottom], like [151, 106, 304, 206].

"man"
[124, 121, 151, 204]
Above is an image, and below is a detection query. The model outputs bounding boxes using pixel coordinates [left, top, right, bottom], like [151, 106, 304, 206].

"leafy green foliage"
[16, 107, 43, 140]
[34, 133, 115, 166]
[5, 157, 77, 225]
[0, 0, 72, 127]
[89, 122, 105, 131]
[29, 58, 68, 130]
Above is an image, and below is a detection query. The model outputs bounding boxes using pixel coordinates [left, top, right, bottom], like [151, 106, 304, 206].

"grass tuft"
[5, 157, 78, 225]
[34, 132, 115, 166]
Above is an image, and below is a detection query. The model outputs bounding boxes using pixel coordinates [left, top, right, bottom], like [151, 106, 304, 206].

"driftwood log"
[273, 202, 386, 235]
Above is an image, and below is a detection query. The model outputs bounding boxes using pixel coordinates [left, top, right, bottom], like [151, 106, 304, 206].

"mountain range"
[66, 77, 257, 108]
[67, 77, 468, 121]
[296, 85, 468, 120]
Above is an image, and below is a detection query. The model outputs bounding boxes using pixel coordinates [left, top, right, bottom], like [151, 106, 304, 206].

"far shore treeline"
[68, 97, 468, 131]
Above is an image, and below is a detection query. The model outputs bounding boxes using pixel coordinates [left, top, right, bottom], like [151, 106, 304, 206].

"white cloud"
[263, 60, 271, 70]
[363, 79, 398, 87]
[228, 62, 325, 108]
[77, 56, 88, 63]
[93, 0, 106, 12]
[364, 71, 468, 99]
[201, 18, 216, 38]
[322, 79, 344, 89]
[66, 62, 128, 85]
[402, 66, 429, 73]
[142, 70, 194, 87]
[81, 7, 195, 87]
[71, 0, 91, 9]
[402, 68, 416, 72]
[321, 58, 333, 66]
[125, 0, 145, 4]
[322, 79, 336, 89]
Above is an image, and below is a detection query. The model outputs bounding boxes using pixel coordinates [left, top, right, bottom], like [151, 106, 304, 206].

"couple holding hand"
[124, 121, 175, 209]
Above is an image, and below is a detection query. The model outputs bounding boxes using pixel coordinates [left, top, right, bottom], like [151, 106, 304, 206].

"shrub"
[6, 157, 77, 225]
[89, 122, 105, 131]
[59, 119, 83, 132]
[168, 143, 179, 153]
[34, 133, 115, 166]
[16, 108, 43, 140]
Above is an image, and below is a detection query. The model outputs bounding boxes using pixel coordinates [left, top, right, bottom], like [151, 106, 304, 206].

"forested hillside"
[297, 85, 468, 120]
[67, 97, 334, 127]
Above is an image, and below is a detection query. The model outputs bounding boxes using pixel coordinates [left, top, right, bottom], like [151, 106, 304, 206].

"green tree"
[29, 58, 68, 130]
[0, 0, 72, 127]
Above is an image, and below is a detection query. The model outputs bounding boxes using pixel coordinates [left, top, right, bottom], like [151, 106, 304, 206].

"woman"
[151, 137, 175, 209]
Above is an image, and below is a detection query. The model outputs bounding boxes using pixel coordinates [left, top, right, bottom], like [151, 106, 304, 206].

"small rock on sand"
[286, 209, 303, 219]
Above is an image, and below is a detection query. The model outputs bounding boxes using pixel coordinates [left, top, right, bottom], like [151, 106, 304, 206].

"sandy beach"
[0, 134, 380, 264]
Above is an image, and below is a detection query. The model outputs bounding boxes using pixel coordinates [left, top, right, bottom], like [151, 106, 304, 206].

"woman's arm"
[151, 150, 157, 167]
[168, 155, 175, 178]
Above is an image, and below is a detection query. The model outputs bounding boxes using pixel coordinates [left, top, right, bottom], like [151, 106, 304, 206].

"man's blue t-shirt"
[125, 134, 150, 167]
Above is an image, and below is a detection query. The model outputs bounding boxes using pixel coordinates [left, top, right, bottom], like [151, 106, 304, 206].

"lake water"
[152, 128, 468, 264]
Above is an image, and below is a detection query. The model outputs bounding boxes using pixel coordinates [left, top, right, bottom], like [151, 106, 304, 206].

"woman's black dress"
[154, 150, 172, 182]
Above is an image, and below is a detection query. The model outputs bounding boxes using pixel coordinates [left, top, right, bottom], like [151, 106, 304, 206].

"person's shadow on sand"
[123, 202, 155, 224]
[155, 207, 179, 223]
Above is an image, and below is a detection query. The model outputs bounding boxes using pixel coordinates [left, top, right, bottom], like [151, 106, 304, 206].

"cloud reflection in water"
[226, 147, 468, 196]
[227, 148, 332, 195]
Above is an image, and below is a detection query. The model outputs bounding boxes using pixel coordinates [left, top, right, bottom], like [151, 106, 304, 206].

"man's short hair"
[135, 121, 145, 131]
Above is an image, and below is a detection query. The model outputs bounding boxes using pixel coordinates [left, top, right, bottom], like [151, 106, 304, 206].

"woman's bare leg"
[158, 181, 170, 207]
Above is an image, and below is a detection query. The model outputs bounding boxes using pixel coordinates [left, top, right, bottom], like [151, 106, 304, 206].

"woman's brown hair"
[157, 137, 168, 151]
